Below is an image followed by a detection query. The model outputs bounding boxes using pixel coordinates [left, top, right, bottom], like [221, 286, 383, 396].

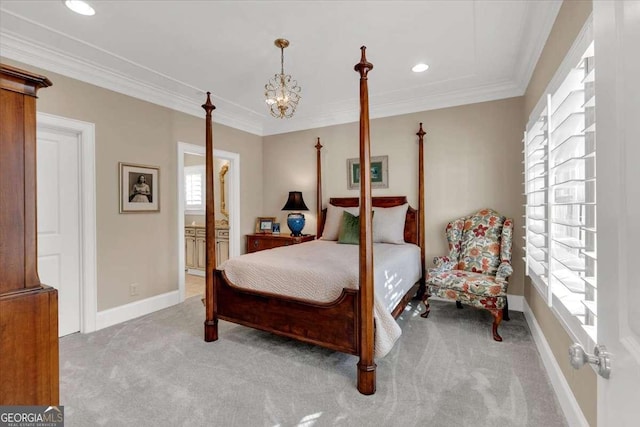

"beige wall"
[522, 1, 596, 425]
[2, 58, 263, 311]
[263, 97, 525, 295]
[2, 2, 596, 421]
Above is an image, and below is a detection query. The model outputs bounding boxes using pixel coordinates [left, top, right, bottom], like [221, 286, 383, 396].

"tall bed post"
[315, 137, 323, 237]
[203, 92, 218, 342]
[417, 123, 427, 296]
[354, 46, 376, 395]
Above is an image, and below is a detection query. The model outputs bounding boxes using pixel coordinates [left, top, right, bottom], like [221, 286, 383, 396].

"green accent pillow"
[337, 211, 374, 245]
[338, 211, 361, 245]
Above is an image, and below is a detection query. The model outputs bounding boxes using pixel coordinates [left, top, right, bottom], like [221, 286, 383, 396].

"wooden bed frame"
[202, 47, 427, 395]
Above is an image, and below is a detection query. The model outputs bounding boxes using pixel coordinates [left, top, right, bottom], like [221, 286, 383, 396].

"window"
[524, 32, 596, 348]
[185, 165, 205, 214]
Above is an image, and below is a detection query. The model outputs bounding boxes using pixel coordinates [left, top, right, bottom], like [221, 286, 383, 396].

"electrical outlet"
[129, 283, 139, 296]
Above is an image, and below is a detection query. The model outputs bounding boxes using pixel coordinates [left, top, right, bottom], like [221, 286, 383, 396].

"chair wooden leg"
[490, 309, 503, 342]
[503, 297, 510, 321]
[420, 292, 431, 318]
[456, 301, 463, 309]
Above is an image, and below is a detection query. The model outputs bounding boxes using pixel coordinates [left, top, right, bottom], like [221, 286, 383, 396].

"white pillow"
[321, 204, 359, 240]
[373, 203, 408, 244]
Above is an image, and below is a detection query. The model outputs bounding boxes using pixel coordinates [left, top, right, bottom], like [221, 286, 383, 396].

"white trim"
[263, 79, 523, 136]
[4, 23, 522, 138]
[507, 294, 523, 312]
[523, 15, 598, 355]
[1, 4, 561, 137]
[36, 112, 97, 333]
[0, 29, 263, 136]
[514, 0, 563, 94]
[550, 293, 596, 355]
[186, 269, 205, 277]
[526, 15, 594, 125]
[95, 290, 180, 331]
[177, 142, 241, 302]
[523, 299, 589, 427]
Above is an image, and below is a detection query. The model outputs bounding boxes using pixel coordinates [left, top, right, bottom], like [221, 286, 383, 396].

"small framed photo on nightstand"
[272, 223, 281, 234]
[256, 217, 276, 234]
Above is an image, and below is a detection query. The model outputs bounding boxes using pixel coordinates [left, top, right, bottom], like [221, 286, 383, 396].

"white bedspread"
[219, 239, 421, 357]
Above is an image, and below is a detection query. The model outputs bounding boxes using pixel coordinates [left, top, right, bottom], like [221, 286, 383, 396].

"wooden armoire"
[0, 64, 59, 405]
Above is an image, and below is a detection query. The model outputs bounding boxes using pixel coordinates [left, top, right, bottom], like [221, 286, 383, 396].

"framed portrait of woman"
[119, 162, 160, 213]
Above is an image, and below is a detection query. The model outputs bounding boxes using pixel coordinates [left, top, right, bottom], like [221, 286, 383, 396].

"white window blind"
[185, 165, 205, 213]
[524, 39, 596, 347]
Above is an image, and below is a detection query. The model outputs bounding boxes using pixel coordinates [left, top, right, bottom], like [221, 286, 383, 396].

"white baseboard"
[523, 299, 589, 427]
[430, 294, 524, 312]
[186, 269, 205, 277]
[507, 294, 523, 312]
[96, 290, 180, 331]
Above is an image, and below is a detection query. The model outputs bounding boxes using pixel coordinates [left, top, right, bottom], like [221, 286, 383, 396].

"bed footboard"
[214, 269, 360, 355]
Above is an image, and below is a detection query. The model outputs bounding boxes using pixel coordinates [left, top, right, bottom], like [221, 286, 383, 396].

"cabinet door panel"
[196, 237, 206, 269]
[217, 240, 229, 265]
[185, 236, 196, 268]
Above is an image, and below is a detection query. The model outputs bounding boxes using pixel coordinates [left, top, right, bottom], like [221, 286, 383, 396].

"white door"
[37, 128, 81, 337]
[595, 1, 640, 424]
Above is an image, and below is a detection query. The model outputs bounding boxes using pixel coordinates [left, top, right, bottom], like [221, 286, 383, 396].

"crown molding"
[262, 78, 522, 136]
[1, 0, 560, 137]
[514, 0, 563, 94]
[3, 24, 523, 137]
[0, 30, 264, 136]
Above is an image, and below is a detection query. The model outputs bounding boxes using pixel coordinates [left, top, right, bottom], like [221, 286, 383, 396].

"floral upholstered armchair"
[421, 209, 513, 341]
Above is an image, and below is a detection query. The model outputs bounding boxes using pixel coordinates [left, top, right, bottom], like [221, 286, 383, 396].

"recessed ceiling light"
[64, 0, 95, 16]
[412, 63, 429, 73]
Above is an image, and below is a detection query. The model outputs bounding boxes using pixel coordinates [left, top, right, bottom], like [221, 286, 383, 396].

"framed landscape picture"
[119, 162, 160, 213]
[347, 155, 388, 190]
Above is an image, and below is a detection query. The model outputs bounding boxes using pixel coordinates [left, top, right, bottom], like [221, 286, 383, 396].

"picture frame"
[272, 222, 281, 234]
[255, 217, 276, 234]
[347, 155, 389, 190]
[119, 162, 160, 213]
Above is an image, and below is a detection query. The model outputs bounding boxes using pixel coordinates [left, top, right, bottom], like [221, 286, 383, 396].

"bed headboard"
[318, 196, 419, 245]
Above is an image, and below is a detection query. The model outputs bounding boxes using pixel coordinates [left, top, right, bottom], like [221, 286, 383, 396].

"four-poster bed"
[203, 47, 427, 395]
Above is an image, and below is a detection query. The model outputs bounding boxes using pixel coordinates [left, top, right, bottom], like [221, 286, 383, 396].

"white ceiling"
[0, 1, 561, 136]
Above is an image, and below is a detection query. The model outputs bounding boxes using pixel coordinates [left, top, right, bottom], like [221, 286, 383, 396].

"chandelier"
[264, 38, 302, 119]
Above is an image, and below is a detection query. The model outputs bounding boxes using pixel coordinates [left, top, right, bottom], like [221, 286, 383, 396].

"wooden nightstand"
[246, 234, 315, 253]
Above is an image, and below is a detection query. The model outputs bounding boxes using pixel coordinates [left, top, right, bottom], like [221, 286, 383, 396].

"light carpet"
[59, 298, 567, 426]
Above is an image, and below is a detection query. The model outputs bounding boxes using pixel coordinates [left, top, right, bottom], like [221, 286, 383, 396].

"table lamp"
[281, 191, 309, 237]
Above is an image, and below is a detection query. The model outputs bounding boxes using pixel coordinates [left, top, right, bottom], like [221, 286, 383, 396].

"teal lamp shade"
[282, 191, 309, 237]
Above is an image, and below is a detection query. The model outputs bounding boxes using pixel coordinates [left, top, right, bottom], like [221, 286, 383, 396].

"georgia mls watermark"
[0, 406, 64, 427]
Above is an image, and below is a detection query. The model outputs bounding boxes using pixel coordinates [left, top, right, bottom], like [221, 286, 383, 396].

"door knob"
[569, 343, 611, 379]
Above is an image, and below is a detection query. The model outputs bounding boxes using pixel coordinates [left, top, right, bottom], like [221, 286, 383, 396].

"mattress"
[220, 239, 421, 357]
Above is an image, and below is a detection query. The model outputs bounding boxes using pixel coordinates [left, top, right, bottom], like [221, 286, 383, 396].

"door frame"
[177, 141, 240, 302]
[37, 112, 97, 333]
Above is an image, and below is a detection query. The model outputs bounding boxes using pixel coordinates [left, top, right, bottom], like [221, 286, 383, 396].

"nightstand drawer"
[247, 236, 281, 253]
[216, 229, 229, 239]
